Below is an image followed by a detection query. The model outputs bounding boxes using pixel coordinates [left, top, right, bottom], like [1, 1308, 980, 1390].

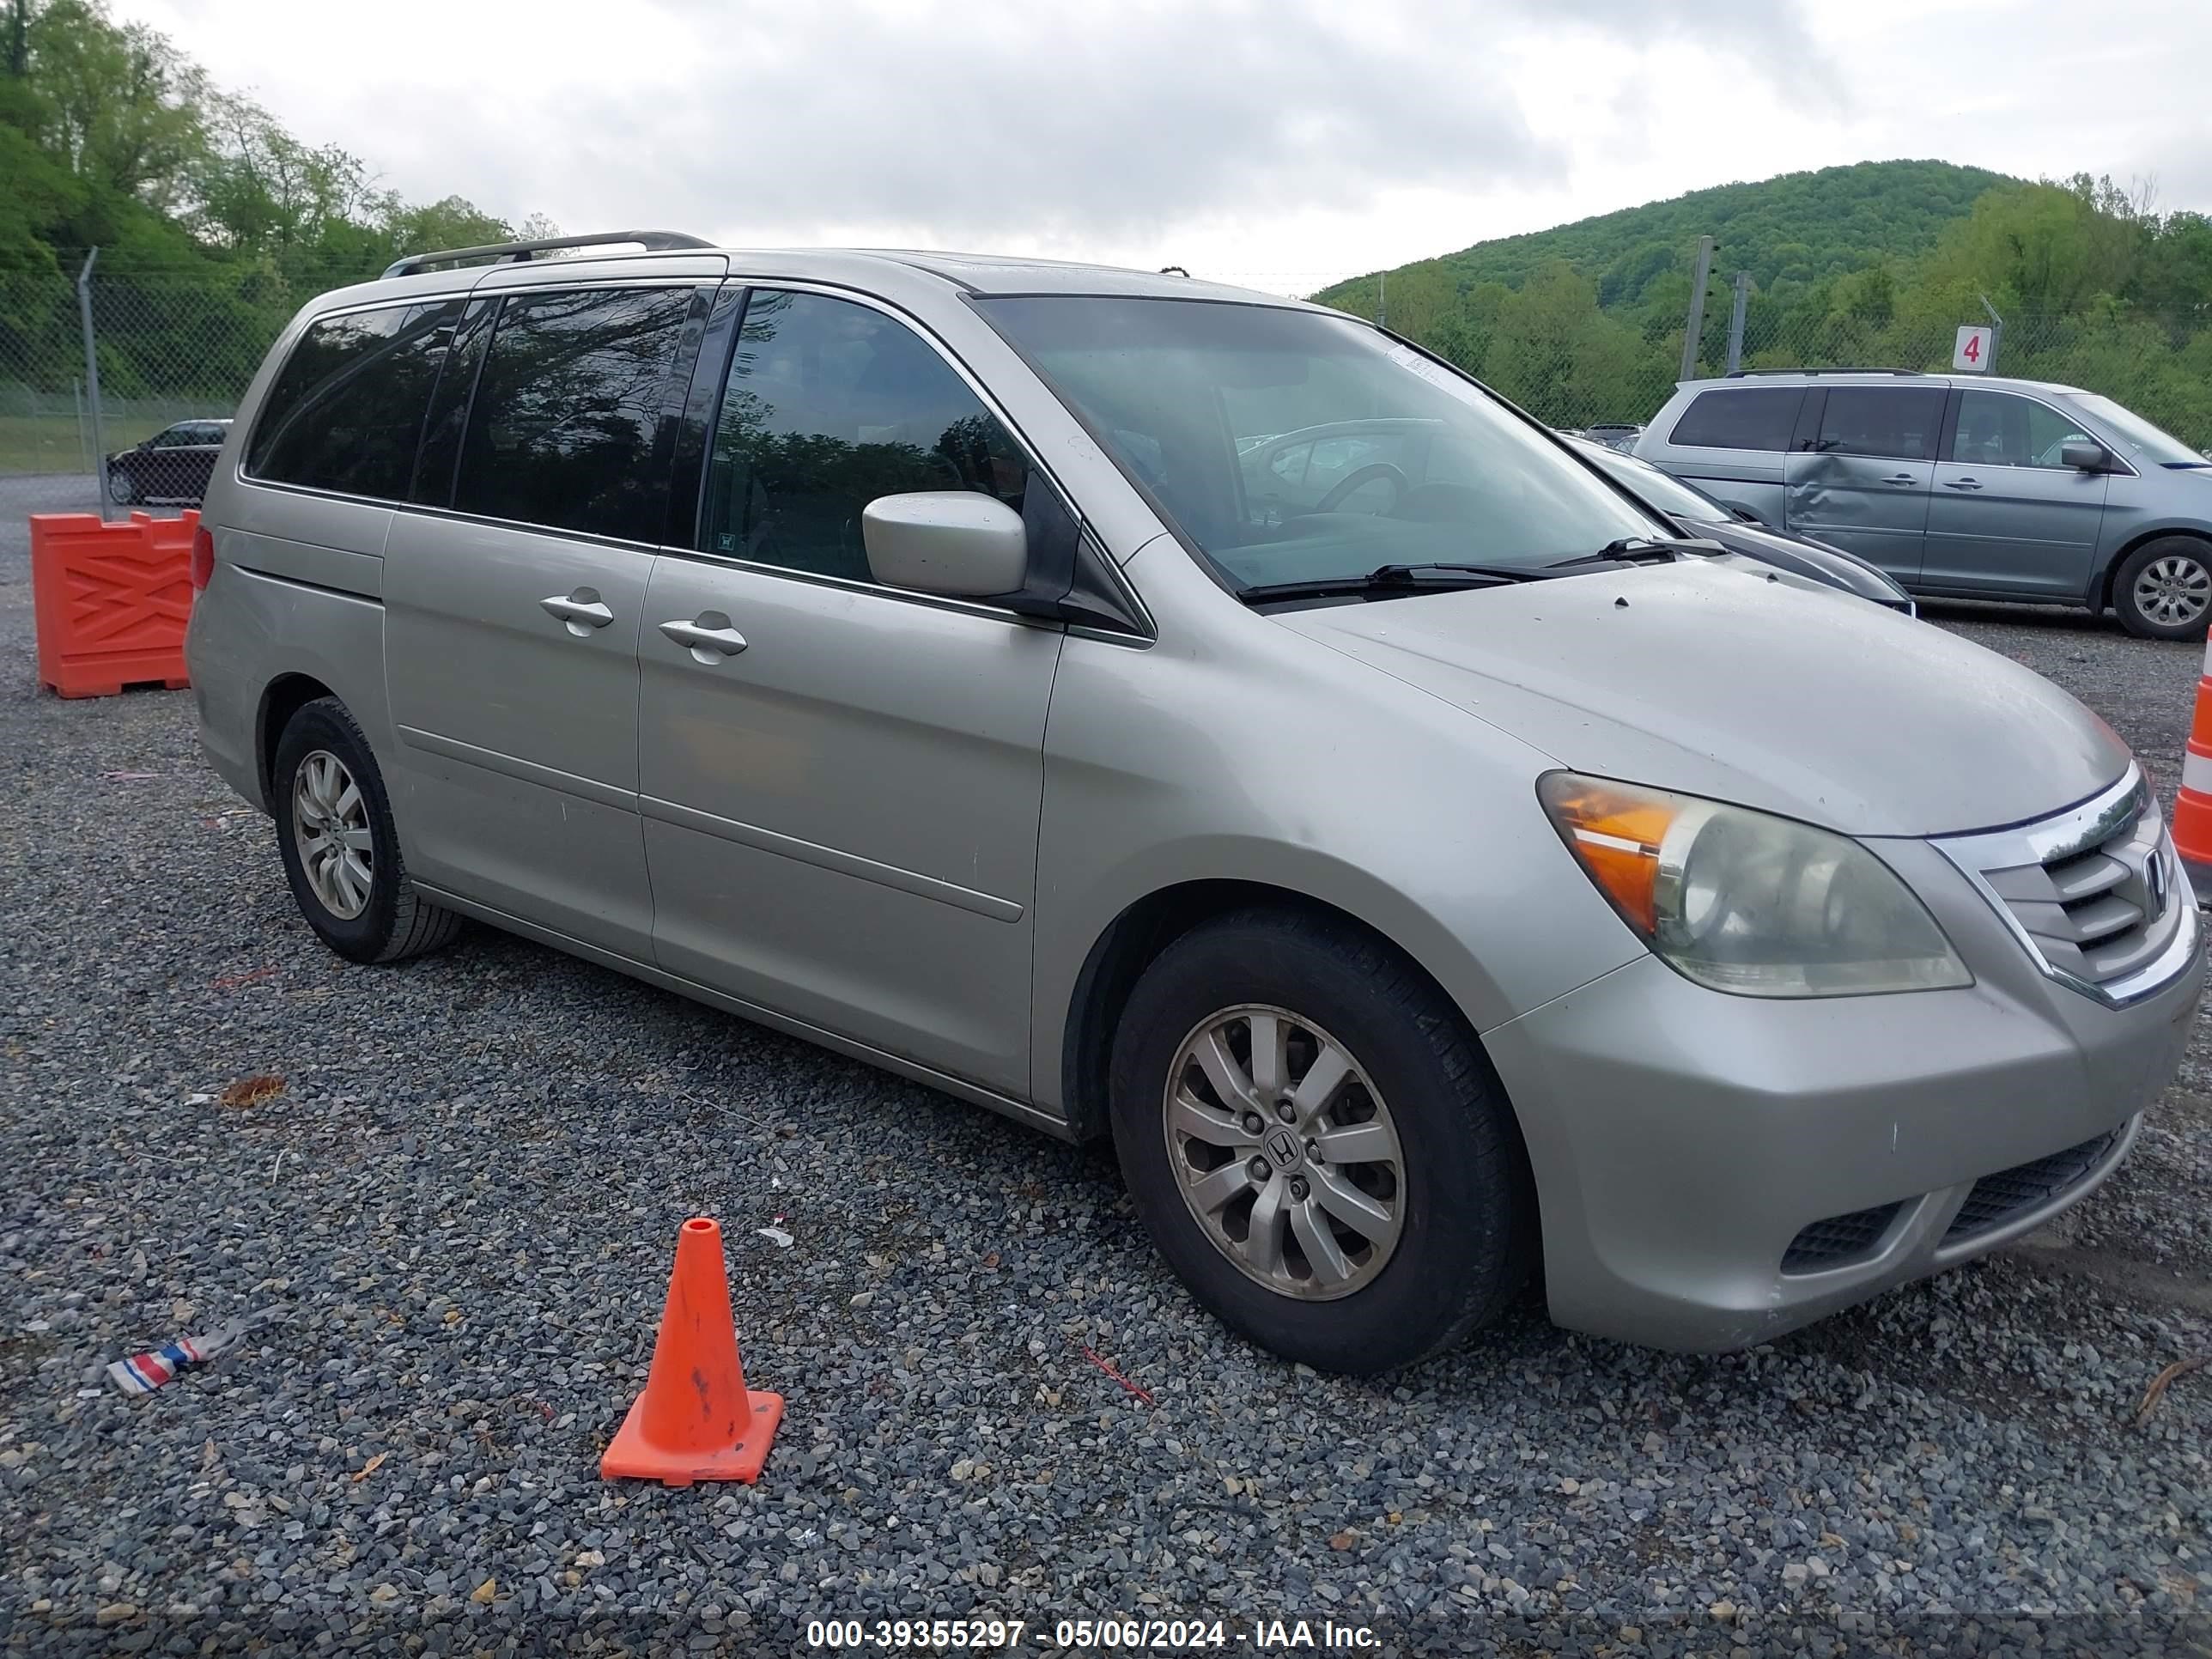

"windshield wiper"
[1239, 561, 1550, 604]
[1547, 538, 1685, 568]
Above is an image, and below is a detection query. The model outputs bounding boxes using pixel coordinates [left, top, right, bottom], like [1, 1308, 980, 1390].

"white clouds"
[131, 0, 2210, 293]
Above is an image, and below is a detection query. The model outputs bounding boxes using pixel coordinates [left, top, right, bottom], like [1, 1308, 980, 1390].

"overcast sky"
[128, 0, 2210, 295]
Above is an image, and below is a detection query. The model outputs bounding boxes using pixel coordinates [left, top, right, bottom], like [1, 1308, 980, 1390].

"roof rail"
[380, 230, 717, 281]
[1722, 366, 1924, 379]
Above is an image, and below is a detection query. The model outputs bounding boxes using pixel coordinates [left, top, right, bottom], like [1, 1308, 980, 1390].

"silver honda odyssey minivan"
[185, 233, 2203, 1372]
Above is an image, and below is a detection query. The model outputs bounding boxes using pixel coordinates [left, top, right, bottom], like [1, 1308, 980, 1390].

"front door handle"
[659, 613, 749, 662]
[1883, 473, 1917, 485]
[541, 589, 614, 635]
[1943, 477, 1984, 490]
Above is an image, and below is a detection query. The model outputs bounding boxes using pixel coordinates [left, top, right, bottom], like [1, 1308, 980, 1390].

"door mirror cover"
[2061, 439, 2108, 471]
[863, 491, 1029, 599]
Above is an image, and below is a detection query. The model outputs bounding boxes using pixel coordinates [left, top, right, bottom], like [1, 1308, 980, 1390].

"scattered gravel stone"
[1, 484, 2207, 1653]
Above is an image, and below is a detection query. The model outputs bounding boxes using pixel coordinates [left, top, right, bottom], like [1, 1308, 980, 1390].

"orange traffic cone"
[601, 1218, 783, 1486]
[2175, 629, 2212, 906]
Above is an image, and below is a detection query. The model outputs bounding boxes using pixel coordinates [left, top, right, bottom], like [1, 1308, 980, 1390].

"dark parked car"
[106, 419, 232, 506]
[1561, 432, 1915, 613]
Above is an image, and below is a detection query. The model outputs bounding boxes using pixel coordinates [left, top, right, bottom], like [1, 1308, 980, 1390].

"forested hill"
[1304, 161, 2212, 447]
[1316, 161, 2010, 315]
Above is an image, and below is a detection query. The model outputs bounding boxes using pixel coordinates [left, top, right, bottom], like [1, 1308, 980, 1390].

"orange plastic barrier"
[29, 510, 198, 698]
[601, 1218, 783, 1486]
[2173, 628, 2212, 904]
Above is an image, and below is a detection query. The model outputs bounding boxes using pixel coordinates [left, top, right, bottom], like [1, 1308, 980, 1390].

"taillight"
[190, 524, 215, 591]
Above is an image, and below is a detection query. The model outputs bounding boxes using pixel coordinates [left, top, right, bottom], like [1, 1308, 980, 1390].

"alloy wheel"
[2135, 554, 2211, 629]
[1161, 1004, 1405, 1300]
[290, 749, 374, 920]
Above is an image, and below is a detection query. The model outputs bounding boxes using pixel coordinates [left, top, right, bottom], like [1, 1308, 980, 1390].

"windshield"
[972, 296, 1664, 592]
[2063, 392, 2206, 468]
[1572, 439, 1727, 521]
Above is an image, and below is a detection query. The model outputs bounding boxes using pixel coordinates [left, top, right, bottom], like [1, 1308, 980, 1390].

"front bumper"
[1484, 837, 2204, 1352]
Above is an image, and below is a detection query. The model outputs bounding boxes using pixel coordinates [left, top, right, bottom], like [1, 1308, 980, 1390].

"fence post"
[77, 248, 108, 519]
[1979, 293, 2004, 375]
[1378, 270, 1388, 331]
[1679, 236, 1715, 382]
[74, 378, 90, 479]
[1725, 271, 1749, 374]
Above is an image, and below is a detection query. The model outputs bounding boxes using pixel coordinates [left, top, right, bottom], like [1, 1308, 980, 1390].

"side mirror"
[862, 491, 1028, 599]
[2061, 439, 2108, 471]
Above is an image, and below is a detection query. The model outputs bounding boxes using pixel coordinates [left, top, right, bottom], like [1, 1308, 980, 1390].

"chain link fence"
[8, 261, 2209, 510]
[0, 264, 362, 514]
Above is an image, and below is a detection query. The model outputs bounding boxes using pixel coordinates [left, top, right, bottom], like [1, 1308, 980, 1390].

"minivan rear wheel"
[272, 697, 462, 963]
[1109, 908, 1531, 1374]
[2113, 538, 2212, 641]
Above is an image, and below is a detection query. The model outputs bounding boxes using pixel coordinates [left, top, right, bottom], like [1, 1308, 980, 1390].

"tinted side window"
[247, 303, 461, 498]
[1668, 386, 1802, 451]
[701, 289, 1030, 582]
[454, 286, 696, 542]
[1816, 386, 1946, 461]
[1950, 391, 2098, 470]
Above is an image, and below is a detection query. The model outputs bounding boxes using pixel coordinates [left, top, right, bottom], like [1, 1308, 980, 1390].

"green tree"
[1481, 262, 1666, 425]
[0, 0, 553, 408]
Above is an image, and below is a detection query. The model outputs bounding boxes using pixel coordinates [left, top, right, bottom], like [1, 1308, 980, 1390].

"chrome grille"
[1935, 767, 2196, 1007]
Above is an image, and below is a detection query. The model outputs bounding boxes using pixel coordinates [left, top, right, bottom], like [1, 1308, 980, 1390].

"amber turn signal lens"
[1536, 775, 1680, 935]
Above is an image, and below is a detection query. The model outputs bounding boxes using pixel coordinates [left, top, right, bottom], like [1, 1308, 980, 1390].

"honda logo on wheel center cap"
[1263, 1127, 1304, 1171]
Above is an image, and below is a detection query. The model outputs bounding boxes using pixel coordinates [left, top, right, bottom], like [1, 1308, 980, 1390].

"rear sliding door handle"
[659, 614, 749, 661]
[1942, 477, 1984, 490]
[541, 589, 614, 635]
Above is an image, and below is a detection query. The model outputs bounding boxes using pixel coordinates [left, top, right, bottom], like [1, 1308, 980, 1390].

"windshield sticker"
[1385, 343, 1470, 394]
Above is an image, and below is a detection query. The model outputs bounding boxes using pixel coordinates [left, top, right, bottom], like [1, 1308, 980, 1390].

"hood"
[1275, 559, 2126, 837]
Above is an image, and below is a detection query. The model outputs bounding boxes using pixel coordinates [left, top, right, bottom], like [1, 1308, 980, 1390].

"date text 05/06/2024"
[804, 1617, 1382, 1650]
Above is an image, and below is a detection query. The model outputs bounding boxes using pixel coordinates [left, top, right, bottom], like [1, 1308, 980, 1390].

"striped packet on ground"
[106, 1307, 285, 1395]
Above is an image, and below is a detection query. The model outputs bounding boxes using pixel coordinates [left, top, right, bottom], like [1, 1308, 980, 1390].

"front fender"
[1028, 615, 1645, 1115]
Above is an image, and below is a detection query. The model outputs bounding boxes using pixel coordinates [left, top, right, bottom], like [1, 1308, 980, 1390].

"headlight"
[1538, 773, 1972, 998]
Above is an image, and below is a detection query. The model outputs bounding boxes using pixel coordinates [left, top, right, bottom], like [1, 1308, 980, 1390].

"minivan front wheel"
[2114, 538, 2212, 640]
[272, 697, 462, 964]
[1109, 909, 1531, 1374]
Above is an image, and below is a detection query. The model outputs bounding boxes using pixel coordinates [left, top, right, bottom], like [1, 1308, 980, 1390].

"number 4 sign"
[1954, 325, 1993, 371]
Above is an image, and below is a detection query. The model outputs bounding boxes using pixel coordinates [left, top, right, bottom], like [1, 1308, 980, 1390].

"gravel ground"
[2, 475, 2208, 1656]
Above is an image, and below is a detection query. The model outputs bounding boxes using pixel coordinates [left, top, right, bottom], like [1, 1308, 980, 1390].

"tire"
[271, 697, 462, 964]
[106, 466, 136, 506]
[2112, 538, 2212, 641]
[1109, 908, 1532, 1375]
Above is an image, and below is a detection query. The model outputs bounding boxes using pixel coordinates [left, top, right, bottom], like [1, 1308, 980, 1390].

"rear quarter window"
[1667, 386, 1805, 452]
[246, 302, 464, 498]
